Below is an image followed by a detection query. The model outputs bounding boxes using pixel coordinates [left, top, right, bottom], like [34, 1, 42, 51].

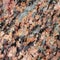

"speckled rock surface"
[0, 0, 60, 60]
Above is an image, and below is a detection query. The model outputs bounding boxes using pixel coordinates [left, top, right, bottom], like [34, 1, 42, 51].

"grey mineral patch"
[18, 12, 28, 22]
[32, 26, 41, 34]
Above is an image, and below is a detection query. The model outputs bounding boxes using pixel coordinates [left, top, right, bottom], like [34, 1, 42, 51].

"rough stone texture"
[0, 0, 60, 60]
